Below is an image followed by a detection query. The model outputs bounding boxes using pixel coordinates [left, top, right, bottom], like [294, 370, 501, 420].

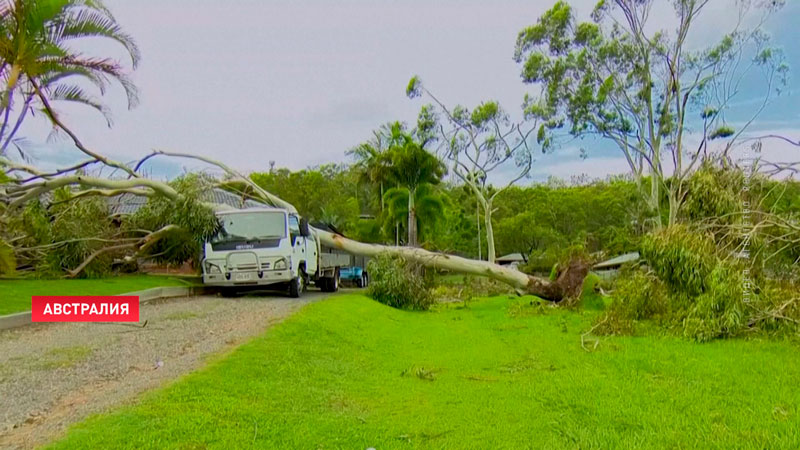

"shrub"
[0, 239, 15, 275]
[127, 174, 219, 268]
[607, 226, 758, 341]
[683, 164, 743, 224]
[640, 225, 716, 296]
[367, 253, 434, 310]
[752, 281, 800, 335]
[606, 268, 669, 320]
[11, 192, 116, 277]
[683, 265, 747, 342]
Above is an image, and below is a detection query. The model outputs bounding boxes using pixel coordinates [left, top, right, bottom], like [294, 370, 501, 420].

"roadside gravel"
[0, 291, 328, 449]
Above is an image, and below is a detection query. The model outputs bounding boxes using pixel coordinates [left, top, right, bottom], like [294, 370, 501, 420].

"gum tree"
[514, 0, 787, 227]
[407, 77, 536, 263]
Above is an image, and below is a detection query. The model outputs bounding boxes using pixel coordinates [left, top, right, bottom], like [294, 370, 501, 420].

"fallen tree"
[132, 151, 592, 302]
[316, 228, 590, 301]
[3, 147, 590, 301]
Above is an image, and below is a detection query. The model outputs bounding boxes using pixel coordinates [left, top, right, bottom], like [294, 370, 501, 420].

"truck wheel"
[356, 276, 364, 288]
[288, 270, 306, 298]
[330, 273, 339, 292]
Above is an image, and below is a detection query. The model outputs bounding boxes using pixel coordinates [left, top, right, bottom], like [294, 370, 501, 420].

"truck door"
[288, 215, 306, 273]
[306, 231, 319, 276]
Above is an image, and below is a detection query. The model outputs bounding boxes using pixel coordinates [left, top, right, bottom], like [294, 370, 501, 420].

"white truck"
[201, 208, 350, 297]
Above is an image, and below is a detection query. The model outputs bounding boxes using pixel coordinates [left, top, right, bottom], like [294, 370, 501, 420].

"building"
[495, 253, 527, 270]
[593, 252, 640, 280]
[108, 188, 268, 216]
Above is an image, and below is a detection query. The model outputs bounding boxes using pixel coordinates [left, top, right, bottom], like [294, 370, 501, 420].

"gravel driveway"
[0, 289, 331, 449]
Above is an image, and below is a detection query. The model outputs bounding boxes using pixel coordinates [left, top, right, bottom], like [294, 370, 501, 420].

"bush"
[605, 226, 759, 341]
[640, 225, 716, 296]
[12, 192, 116, 277]
[683, 164, 743, 224]
[610, 269, 669, 320]
[367, 253, 434, 310]
[683, 265, 747, 342]
[595, 268, 669, 335]
[127, 174, 219, 268]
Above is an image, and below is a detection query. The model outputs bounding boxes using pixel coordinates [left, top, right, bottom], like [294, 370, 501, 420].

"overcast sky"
[15, 0, 800, 182]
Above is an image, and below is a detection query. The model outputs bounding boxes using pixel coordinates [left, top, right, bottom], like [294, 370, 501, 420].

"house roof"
[496, 253, 527, 263]
[108, 188, 269, 215]
[593, 252, 640, 270]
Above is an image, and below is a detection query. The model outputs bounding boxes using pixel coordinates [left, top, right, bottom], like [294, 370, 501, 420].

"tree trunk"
[667, 189, 679, 226]
[407, 188, 418, 247]
[379, 181, 384, 212]
[314, 228, 589, 302]
[476, 201, 482, 261]
[650, 167, 662, 228]
[485, 198, 496, 264]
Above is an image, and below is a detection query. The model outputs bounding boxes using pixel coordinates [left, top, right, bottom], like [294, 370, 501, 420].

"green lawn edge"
[48, 294, 800, 449]
[0, 275, 197, 316]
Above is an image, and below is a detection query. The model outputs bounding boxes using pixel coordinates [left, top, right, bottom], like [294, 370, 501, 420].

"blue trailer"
[339, 265, 369, 288]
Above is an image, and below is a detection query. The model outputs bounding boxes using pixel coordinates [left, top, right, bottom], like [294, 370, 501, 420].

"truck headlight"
[273, 258, 287, 270]
[205, 261, 223, 274]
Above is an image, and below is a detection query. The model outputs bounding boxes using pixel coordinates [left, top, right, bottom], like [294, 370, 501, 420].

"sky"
[13, 0, 800, 183]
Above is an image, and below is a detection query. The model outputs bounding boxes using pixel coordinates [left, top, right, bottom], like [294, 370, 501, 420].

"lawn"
[50, 294, 800, 449]
[0, 275, 195, 316]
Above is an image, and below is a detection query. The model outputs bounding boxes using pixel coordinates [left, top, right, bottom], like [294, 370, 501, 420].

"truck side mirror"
[299, 218, 311, 237]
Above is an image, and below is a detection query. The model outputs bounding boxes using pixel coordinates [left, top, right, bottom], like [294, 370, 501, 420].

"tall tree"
[0, 0, 140, 157]
[407, 77, 536, 263]
[347, 122, 406, 213]
[382, 183, 444, 247]
[385, 132, 445, 247]
[514, 0, 787, 226]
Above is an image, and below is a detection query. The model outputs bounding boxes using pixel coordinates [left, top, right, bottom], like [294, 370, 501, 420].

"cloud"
[8, 0, 797, 184]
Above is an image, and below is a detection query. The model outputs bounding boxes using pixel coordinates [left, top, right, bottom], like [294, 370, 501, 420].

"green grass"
[50, 295, 800, 449]
[0, 275, 194, 315]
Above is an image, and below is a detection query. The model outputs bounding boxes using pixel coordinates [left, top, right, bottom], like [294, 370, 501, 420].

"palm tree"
[0, 0, 140, 156]
[347, 121, 407, 213]
[383, 183, 444, 247]
[385, 134, 445, 247]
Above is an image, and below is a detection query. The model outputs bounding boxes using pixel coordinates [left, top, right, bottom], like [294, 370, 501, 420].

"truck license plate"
[235, 273, 252, 282]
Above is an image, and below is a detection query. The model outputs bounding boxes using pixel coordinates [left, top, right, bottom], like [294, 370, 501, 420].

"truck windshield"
[211, 211, 286, 244]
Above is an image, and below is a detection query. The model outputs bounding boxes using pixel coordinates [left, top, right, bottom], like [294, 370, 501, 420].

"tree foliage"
[0, 0, 140, 156]
[514, 0, 788, 225]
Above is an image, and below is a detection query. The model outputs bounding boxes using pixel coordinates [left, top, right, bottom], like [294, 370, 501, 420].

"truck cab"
[202, 208, 329, 297]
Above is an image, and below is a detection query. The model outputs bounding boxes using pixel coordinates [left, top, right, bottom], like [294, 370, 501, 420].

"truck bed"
[319, 251, 350, 269]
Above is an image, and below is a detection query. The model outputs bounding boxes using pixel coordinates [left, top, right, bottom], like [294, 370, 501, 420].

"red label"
[31, 296, 139, 322]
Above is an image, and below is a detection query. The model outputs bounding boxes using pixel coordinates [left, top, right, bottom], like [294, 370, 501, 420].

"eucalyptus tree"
[514, 0, 787, 226]
[407, 77, 536, 263]
[0, 0, 140, 159]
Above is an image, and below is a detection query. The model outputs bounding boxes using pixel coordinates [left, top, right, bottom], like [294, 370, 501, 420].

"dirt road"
[0, 289, 331, 449]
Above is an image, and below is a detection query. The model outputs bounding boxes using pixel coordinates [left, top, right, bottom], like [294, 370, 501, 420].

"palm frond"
[49, 83, 111, 125]
[58, 8, 140, 68]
